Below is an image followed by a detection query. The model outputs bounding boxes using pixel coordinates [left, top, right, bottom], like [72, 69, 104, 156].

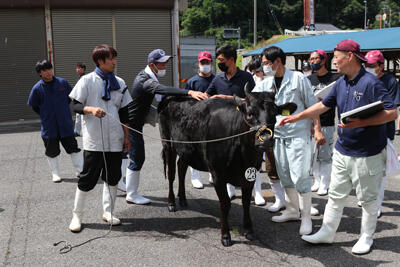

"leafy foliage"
[180, 0, 400, 48]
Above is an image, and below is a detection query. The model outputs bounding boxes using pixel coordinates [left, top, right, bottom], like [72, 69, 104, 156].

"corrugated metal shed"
[244, 27, 400, 57]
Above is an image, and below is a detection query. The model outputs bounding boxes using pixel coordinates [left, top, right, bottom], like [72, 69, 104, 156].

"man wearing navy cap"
[280, 39, 397, 254]
[125, 49, 208, 205]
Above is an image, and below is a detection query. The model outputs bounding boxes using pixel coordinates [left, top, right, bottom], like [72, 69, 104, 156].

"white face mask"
[253, 75, 263, 84]
[153, 64, 166, 77]
[365, 67, 377, 76]
[263, 65, 277, 77]
[303, 71, 312, 77]
[199, 64, 211, 74]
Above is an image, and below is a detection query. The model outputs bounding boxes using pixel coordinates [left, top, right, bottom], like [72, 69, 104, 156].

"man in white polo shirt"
[68, 44, 132, 232]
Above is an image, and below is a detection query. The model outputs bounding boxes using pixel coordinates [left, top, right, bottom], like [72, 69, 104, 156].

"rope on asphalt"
[54, 118, 114, 254]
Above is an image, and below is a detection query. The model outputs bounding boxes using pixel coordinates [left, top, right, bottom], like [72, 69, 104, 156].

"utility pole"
[364, 1, 367, 29]
[253, 0, 257, 46]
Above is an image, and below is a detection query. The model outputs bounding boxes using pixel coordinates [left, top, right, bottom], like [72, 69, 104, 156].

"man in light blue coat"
[253, 46, 325, 235]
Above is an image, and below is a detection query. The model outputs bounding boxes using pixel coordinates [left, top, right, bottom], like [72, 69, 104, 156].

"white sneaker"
[208, 174, 214, 184]
[192, 179, 204, 189]
[52, 175, 62, 183]
[317, 188, 328, 196]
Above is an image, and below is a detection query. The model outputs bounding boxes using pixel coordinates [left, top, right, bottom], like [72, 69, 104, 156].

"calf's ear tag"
[245, 167, 257, 182]
[236, 106, 240, 111]
[282, 109, 290, 116]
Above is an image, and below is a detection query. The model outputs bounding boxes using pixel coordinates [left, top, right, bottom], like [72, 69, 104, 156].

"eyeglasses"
[261, 61, 273, 66]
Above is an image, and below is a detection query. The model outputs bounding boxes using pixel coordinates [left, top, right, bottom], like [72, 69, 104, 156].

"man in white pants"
[253, 46, 325, 236]
[308, 49, 341, 196]
[365, 50, 400, 218]
[281, 40, 397, 254]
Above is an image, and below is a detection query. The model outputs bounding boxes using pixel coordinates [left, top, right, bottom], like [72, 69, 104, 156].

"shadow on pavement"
[78, 194, 398, 266]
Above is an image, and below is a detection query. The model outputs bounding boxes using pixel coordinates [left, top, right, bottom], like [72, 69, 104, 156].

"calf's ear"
[277, 102, 297, 115]
[234, 96, 247, 113]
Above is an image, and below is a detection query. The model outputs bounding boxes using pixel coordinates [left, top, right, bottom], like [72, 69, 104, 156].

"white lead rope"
[104, 111, 257, 144]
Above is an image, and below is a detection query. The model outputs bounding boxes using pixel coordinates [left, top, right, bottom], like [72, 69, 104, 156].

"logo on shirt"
[60, 87, 66, 91]
[353, 91, 363, 101]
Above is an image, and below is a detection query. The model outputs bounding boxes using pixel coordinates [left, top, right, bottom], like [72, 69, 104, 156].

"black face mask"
[311, 62, 322, 71]
[218, 62, 229, 72]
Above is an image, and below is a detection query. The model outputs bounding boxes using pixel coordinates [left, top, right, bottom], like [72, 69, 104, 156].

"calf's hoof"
[168, 205, 176, 212]
[221, 237, 233, 247]
[179, 199, 188, 207]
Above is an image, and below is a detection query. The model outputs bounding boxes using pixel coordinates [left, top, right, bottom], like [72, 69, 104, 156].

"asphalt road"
[1, 123, 400, 266]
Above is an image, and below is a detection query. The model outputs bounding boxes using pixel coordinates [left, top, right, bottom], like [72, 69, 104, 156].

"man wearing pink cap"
[279, 39, 397, 254]
[185, 51, 216, 189]
[365, 50, 400, 218]
[308, 49, 341, 196]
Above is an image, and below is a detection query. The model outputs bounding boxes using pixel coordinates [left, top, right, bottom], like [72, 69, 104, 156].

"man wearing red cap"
[365, 50, 400, 218]
[280, 39, 397, 254]
[308, 49, 341, 196]
[185, 51, 215, 189]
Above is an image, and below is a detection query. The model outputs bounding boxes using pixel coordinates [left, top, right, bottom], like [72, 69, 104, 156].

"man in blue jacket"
[28, 60, 83, 183]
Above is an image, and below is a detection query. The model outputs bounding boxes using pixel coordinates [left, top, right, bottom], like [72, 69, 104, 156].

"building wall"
[0, 3, 174, 122]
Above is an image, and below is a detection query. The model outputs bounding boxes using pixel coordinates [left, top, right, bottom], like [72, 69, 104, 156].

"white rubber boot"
[271, 188, 300, 222]
[70, 152, 83, 177]
[208, 173, 213, 184]
[190, 167, 204, 189]
[268, 179, 285, 212]
[69, 188, 87, 232]
[47, 156, 61, 182]
[253, 171, 266, 206]
[352, 200, 378, 254]
[317, 162, 331, 196]
[299, 192, 313, 235]
[311, 161, 321, 192]
[117, 159, 129, 192]
[227, 183, 236, 199]
[126, 169, 150, 204]
[301, 197, 345, 244]
[377, 176, 386, 218]
[102, 184, 121, 225]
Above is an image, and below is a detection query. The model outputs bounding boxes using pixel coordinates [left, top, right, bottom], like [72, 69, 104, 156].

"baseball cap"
[148, 49, 172, 64]
[334, 39, 366, 62]
[365, 50, 384, 64]
[198, 51, 212, 62]
[302, 61, 312, 71]
[315, 49, 327, 60]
